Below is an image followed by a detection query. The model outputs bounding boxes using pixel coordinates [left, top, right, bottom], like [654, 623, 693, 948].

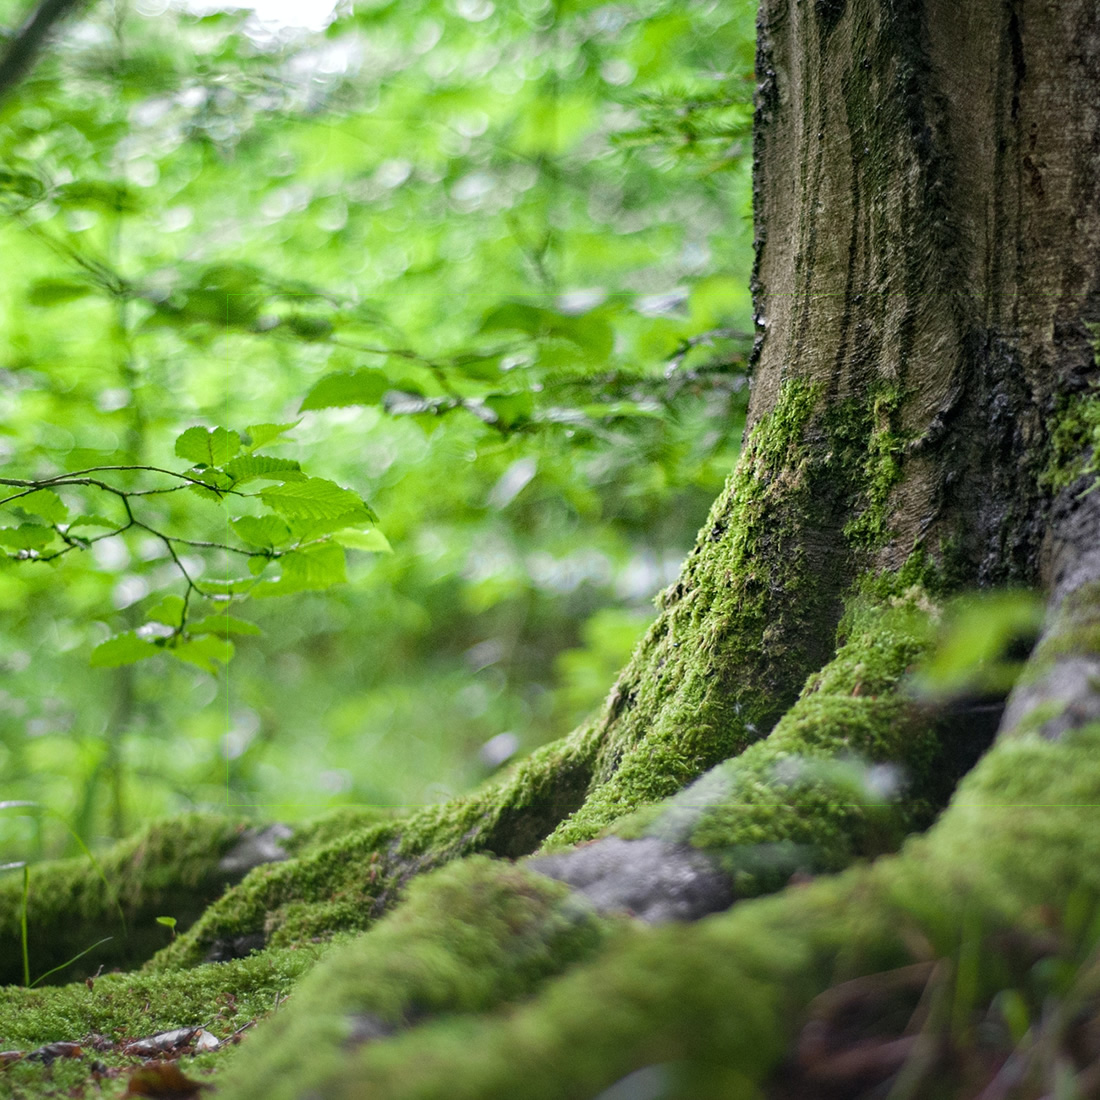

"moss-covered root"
[152, 378, 913, 968]
[0, 814, 250, 987]
[151, 729, 599, 969]
[527, 586, 946, 917]
[616, 586, 946, 893]
[214, 719, 1100, 1100]
[205, 857, 609, 1100]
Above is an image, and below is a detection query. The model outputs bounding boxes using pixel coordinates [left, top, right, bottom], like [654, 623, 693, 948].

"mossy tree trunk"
[3, 1, 1100, 1096]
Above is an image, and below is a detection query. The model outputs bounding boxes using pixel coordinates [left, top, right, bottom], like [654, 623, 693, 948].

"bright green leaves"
[479, 301, 614, 360]
[170, 634, 236, 674]
[299, 369, 389, 411]
[243, 423, 300, 451]
[174, 426, 241, 467]
[26, 278, 98, 307]
[332, 527, 392, 553]
[54, 179, 142, 213]
[3, 418, 387, 676]
[223, 455, 304, 484]
[232, 515, 291, 550]
[90, 609, 249, 674]
[0, 490, 67, 556]
[484, 392, 534, 429]
[0, 526, 56, 551]
[258, 478, 376, 524]
[156, 262, 264, 328]
[89, 631, 164, 669]
[174, 427, 305, 490]
[146, 595, 186, 627]
[253, 542, 347, 597]
[189, 614, 262, 637]
[12, 490, 66, 524]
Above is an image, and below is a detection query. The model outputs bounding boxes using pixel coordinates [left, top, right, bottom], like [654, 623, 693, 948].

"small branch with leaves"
[0, 422, 389, 674]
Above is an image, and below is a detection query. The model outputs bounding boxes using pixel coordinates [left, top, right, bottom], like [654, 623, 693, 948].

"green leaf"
[232, 514, 291, 549]
[170, 635, 235, 673]
[243, 422, 300, 452]
[247, 555, 269, 576]
[484, 392, 534, 429]
[55, 180, 141, 212]
[284, 541, 347, 588]
[27, 279, 97, 307]
[175, 427, 241, 467]
[286, 511, 377, 540]
[478, 303, 613, 359]
[283, 314, 334, 341]
[333, 528, 393, 553]
[455, 355, 502, 381]
[299, 369, 389, 412]
[253, 542, 347, 597]
[224, 455, 304, 485]
[479, 302, 546, 336]
[189, 614, 261, 637]
[65, 515, 116, 530]
[200, 577, 256, 597]
[0, 169, 45, 201]
[259, 478, 374, 522]
[90, 632, 161, 669]
[554, 313, 614, 359]
[170, 263, 263, 327]
[9, 490, 66, 523]
[0, 525, 54, 550]
[145, 595, 185, 627]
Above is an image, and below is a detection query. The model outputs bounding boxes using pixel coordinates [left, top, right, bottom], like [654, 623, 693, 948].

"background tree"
[3, 0, 1100, 1097]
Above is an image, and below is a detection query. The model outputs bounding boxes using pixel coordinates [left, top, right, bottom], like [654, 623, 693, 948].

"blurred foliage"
[0, 0, 758, 860]
[910, 591, 1044, 701]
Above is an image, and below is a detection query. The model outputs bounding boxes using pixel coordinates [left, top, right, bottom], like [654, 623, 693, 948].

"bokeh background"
[0, 0, 757, 860]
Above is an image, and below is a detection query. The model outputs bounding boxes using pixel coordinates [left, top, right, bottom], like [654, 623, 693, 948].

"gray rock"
[526, 836, 733, 924]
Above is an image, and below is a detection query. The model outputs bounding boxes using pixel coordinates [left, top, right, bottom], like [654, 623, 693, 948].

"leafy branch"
[0, 423, 389, 674]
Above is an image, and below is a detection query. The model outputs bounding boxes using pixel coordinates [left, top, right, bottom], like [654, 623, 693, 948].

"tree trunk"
[2, 1, 1099, 1096]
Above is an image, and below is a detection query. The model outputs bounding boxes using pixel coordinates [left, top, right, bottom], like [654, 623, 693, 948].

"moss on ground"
[0, 815, 247, 987]
[0, 944, 325, 1099]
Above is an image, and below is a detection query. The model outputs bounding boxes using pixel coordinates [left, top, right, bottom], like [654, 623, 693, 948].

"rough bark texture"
[2, 1, 1099, 1097]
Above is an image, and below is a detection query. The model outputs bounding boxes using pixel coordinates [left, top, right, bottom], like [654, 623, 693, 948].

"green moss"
[0, 814, 247, 987]
[1041, 329, 1100, 493]
[283, 805, 402, 857]
[542, 379, 835, 847]
[213, 856, 610, 1100]
[1028, 580, 1100, 665]
[210, 722, 1100, 1100]
[834, 383, 909, 549]
[0, 944, 319, 1048]
[1041, 391, 1100, 493]
[616, 586, 942, 894]
[150, 728, 600, 968]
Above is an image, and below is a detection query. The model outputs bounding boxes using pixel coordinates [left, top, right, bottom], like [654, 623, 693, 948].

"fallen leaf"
[123, 1061, 206, 1099]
